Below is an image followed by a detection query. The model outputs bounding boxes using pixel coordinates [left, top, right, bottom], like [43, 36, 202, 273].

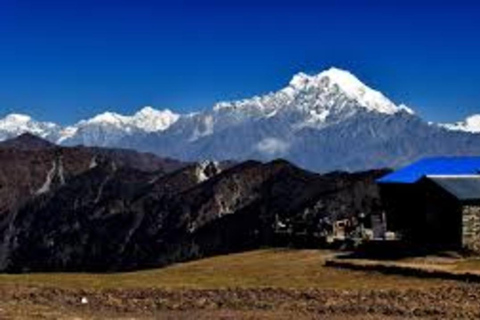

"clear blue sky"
[0, 0, 479, 124]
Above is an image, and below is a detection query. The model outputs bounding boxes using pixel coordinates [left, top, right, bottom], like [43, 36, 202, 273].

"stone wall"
[462, 205, 480, 252]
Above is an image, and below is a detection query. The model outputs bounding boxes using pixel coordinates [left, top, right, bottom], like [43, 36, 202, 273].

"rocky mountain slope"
[1, 67, 476, 172]
[0, 133, 185, 217]
[0, 135, 386, 272]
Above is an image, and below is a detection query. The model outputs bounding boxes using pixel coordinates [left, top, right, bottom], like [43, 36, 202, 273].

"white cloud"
[256, 138, 290, 156]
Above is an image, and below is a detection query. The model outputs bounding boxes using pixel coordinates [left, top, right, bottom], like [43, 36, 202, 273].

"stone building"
[378, 157, 480, 252]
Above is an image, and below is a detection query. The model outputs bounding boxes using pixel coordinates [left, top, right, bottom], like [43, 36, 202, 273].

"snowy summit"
[0, 66, 479, 173]
[213, 67, 414, 122]
[288, 67, 414, 115]
[440, 115, 480, 133]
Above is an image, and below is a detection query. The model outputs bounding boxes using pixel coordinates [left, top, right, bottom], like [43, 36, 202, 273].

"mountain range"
[0, 133, 385, 272]
[2, 67, 480, 172]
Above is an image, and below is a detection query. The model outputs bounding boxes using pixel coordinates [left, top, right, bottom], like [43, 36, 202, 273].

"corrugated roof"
[377, 157, 480, 184]
[427, 176, 480, 201]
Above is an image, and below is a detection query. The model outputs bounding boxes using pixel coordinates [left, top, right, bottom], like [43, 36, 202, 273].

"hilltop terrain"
[0, 134, 385, 272]
[1, 249, 480, 319]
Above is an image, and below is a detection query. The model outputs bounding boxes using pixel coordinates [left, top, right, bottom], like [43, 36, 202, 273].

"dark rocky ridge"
[0, 133, 186, 216]
[0, 135, 387, 272]
[0, 132, 57, 150]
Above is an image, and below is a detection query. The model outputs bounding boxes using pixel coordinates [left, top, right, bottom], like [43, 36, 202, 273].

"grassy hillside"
[0, 249, 451, 290]
[2, 249, 480, 319]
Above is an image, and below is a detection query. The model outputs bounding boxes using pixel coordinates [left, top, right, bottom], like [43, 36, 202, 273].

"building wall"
[462, 205, 480, 253]
[380, 181, 462, 248]
[380, 183, 425, 242]
[423, 181, 462, 247]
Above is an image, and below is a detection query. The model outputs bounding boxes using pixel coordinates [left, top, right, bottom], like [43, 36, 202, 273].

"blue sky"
[0, 0, 479, 124]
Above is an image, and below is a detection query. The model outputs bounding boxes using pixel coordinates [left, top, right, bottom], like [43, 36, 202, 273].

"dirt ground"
[1, 250, 480, 319]
[3, 284, 480, 319]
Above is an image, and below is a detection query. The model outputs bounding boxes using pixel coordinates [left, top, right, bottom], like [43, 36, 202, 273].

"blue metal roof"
[377, 156, 480, 184]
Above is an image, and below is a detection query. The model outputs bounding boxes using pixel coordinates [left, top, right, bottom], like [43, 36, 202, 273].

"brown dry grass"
[0, 249, 477, 319]
[0, 249, 453, 290]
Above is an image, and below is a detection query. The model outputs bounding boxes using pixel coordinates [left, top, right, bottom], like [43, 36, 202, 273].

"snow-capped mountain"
[439, 114, 480, 133]
[0, 107, 180, 147]
[1, 67, 480, 172]
[212, 68, 413, 127]
[0, 114, 62, 141]
[73, 106, 179, 132]
[57, 106, 180, 146]
[120, 67, 426, 169]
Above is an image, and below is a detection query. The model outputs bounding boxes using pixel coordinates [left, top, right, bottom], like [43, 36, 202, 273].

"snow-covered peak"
[76, 107, 179, 132]
[82, 111, 129, 126]
[289, 67, 410, 115]
[214, 67, 412, 119]
[56, 106, 180, 145]
[3, 113, 32, 123]
[321, 67, 397, 113]
[319, 67, 368, 91]
[0, 113, 59, 139]
[441, 114, 480, 133]
[288, 72, 311, 89]
[398, 104, 415, 115]
[57, 126, 78, 143]
[132, 106, 180, 132]
[135, 106, 159, 116]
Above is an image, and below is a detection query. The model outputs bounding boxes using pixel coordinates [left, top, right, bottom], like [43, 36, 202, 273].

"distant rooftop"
[377, 157, 480, 184]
